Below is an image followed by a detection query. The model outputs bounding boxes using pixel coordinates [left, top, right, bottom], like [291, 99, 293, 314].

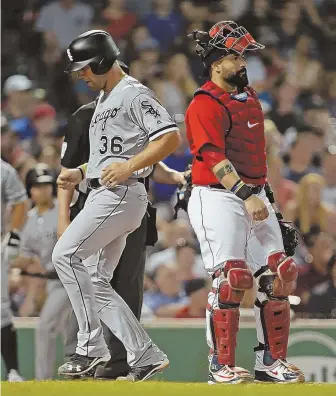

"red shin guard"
[210, 260, 253, 366]
[262, 300, 290, 359]
[213, 308, 240, 366]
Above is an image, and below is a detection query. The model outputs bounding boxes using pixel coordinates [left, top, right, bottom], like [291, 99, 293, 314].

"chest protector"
[195, 84, 267, 183]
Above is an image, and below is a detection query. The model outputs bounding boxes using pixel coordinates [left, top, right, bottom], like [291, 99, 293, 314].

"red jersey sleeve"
[186, 95, 230, 154]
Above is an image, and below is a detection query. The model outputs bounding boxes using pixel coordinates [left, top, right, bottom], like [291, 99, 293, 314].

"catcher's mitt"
[173, 167, 192, 219]
[265, 182, 300, 256]
[276, 212, 300, 257]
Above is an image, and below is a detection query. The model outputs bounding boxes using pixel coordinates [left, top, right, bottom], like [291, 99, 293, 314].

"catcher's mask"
[189, 21, 264, 77]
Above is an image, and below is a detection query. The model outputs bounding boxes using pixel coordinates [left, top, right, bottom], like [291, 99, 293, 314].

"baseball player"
[58, 64, 186, 380]
[1, 158, 28, 382]
[52, 30, 181, 381]
[12, 164, 71, 380]
[185, 22, 304, 384]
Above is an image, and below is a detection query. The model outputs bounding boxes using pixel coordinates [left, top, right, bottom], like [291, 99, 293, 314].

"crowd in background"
[1, 0, 336, 320]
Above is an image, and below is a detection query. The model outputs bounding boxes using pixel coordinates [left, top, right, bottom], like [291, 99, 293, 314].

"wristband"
[234, 183, 253, 201]
[231, 179, 244, 194]
[77, 167, 84, 181]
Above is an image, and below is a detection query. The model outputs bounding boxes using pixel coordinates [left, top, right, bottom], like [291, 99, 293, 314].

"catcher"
[181, 21, 304, 384]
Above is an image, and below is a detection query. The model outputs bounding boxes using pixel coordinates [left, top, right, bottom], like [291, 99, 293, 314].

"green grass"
[2, 381, 336, 396]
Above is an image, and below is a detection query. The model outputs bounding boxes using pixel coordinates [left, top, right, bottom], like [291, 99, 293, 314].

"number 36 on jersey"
[99, 135, 124, 155]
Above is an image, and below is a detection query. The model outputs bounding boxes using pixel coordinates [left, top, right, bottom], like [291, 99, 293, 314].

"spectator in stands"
[2, 75, 36, 140]
[146, 220, 194, 267]
[101, 0, 137, 44]
[145, 0, 183, 52]
[286, 34, 322, 93]
[1, 116, 36, 180]
[28, 104, 57, 158]
[151, 53, 198, 117]
[322, 145, 336, 208]
[143, 263, 188, 317]
[38, 145, 61, 174]
[294, 229, 335, 315]
[301, 95, 334, 146]
[179, 0, 210, 25]
[123, 24, 153, 64]
[125, 0, 153, 19]
[284, 173, 336, 238]
[35, 0, 93, 64]
[237, 0, 276, 44]
[269, 77, 300, 135]
[245, 52, 268, 94]
[174, 238, 206, 282]
[282, 125, 323, 183]
[264, 119, 283, 157]
[273, 0, 304, 60]
[315, 0, 336, 79]
[267, 153, 297, 212]
[129, 38, 161, 84]
[305, 256, 336, 318]
[175, 278, 209, 319]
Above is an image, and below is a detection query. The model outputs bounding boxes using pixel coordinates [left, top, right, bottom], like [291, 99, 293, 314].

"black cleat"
[116, 358, 169, 382]
[94, 361, 130, 380]
[58, 353, 111, 377]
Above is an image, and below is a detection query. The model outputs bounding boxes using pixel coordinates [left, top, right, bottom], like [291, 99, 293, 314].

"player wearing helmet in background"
[11, 163, 71, 380]
[1, 158, 28, 382]
[52, 29, 181, 380]
[185, 21, 305, 384]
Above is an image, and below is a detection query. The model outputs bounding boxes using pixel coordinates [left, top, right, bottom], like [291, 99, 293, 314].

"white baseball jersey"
[86, 75, 178, 179]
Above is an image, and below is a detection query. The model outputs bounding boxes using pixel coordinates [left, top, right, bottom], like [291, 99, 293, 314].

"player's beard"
[225, 67, 249, 91]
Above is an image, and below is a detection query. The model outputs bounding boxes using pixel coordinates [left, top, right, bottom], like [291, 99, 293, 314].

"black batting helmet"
[65, 30, 120, 75]
[25, 163, 57, 198]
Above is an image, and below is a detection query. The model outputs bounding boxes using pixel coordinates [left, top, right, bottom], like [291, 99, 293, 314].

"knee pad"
[256, 251, 298, 299]
[215, 260, 254, 306]
[267, 251, 298, 284]
[208, 260, 253, 366]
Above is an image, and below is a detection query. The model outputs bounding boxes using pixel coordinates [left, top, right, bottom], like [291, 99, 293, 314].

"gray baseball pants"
[1, 247, 12, 329]
[52, 182, 165, 367]
[35, 280, 71, 379]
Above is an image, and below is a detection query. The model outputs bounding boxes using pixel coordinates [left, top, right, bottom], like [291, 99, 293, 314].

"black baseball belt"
[208, 184, 264, 194]
[87, 178, 145, 190]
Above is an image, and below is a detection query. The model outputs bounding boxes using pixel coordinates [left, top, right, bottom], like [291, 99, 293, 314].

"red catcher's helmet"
[208, 21, 264, 55]
[189, 21, 264, 76]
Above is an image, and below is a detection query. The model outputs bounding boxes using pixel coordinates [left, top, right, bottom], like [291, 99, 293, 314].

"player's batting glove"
[3, 230, 21, 260]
